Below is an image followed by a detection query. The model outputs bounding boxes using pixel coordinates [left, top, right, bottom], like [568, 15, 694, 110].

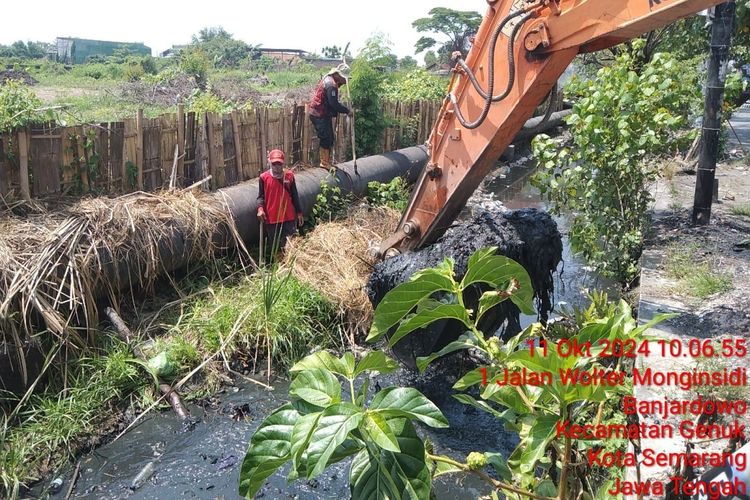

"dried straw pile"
[283, 205, 400, 338]
[0, 191, 246, 379]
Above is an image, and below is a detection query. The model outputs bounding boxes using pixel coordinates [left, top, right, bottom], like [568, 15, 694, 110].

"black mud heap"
[367, 208, 562, 368]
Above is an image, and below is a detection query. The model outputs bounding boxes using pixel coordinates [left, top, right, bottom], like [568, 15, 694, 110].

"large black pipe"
[223, 146, 428, 245]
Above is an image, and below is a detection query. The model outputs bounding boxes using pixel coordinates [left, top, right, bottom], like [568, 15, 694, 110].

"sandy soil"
[642, 158, 750, 338]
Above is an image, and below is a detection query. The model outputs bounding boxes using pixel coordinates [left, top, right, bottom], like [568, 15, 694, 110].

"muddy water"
[38, 157, 612, 500]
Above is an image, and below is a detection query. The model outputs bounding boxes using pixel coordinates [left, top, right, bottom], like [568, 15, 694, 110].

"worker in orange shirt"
[256, 149, 304, 255]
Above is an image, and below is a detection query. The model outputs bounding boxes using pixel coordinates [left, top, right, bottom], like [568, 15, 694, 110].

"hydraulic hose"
[450, 11, 535, 129]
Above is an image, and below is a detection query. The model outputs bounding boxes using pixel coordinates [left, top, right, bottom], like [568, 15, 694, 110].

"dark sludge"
[367, 208, 563, 369]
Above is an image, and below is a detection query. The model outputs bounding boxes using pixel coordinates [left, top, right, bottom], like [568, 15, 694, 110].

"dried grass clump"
[0, 190, 248, 383]
[282, 205, 400, 338]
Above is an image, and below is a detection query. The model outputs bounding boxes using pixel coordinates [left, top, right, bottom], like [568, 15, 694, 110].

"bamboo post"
[77, 127, 90, 192]
[136, 109, 144, 190]
[231, 111, 244, 181]
[177, 104, 185, 184]
[18, 129, 31, 200]
[198, 112, 210, 185]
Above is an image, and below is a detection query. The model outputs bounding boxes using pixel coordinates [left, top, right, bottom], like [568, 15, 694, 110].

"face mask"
[270, 163, 284, 178]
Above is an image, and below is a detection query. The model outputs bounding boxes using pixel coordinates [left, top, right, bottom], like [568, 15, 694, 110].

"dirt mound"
[0, 69, 37, 86]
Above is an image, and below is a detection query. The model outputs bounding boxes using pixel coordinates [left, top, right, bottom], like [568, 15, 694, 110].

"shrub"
[0, 80, 50, 131]
[382, 68, 447, 102]
[349, 58, 387, 156]
[533, 42, 702, 284]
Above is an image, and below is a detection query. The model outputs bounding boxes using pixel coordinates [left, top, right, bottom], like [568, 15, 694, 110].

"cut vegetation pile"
[0, 190, 247, 388]
[282, 205, 400, 338]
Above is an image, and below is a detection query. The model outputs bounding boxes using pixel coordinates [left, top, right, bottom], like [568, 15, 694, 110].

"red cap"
[268, 149, 285, 164]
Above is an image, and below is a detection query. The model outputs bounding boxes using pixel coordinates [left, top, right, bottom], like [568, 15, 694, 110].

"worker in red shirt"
[256, 149, 304, 254]
[307, 68, 350, 168]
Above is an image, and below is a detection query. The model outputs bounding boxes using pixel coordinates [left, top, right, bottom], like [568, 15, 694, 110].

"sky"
[1, 0, 483, 61]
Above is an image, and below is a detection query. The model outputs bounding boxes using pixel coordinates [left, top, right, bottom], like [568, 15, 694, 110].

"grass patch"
[164, 270, 344, 373]
[0, 340, 146, 497]
[665, 245, 733, 299]
[730, 203, 750, 217]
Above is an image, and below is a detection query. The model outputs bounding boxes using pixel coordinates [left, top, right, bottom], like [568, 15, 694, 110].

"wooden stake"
[136, 109, 144, 190]
[104, 307, 189, 420]
[177, 104, 186, 184]
[231, 111, 244, 180]
[169, 143, 179, 191]
[18, 129, 31, 200]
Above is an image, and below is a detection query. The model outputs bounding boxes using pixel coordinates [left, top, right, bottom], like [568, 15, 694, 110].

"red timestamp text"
[527, 338, 746, 359]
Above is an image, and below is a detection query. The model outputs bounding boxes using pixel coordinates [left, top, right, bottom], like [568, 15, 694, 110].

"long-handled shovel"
[338, 44, 358, 174]
[259, 220, 265, 266]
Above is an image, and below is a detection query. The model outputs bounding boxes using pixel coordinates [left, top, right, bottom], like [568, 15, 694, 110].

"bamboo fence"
[0, 100, 441, 200]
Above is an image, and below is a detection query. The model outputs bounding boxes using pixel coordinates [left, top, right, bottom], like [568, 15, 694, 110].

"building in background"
[55, 37, 151, 64]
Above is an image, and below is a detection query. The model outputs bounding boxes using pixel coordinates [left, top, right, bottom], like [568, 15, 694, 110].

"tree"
[358, 32, 398, 71]
[399, 55, 418, 69]
[423, 50, 438, 68]
[322, 45, 341, 59]
[412, 7, 482, 59]
[190, 26, 253, 68]
[532, 43, 702, 284]
[0, 40, 49, 59]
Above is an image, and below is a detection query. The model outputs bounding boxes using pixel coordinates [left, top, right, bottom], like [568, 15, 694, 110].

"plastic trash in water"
[49, 477, 63, 494]
[130, 461, 155, 491]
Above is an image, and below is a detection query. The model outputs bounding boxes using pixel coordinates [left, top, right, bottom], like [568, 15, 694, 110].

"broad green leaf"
[429, 455, 463, 477]
[356, 377, 370, 406]
[306, 403, 364, 478]
[289, 368, 341, 408]
[452, 394, 506, 420]
[349, 419, 431, 500]
[239, 403, 298, 498]
[288, 412, 322, 480]
[368, 267, 457, 342]
[353, 351, 398, 377]
[459, 253, 535, 315]
[370, 387, 448, 428]
[485, 452, 512, 481]
[519, 414, 558, 473]
[416, 331, 478, 372]
[388, 304, 471, 347]
[340, 352, 356, 377]
[290, 351, 348, 376]
[468, 246, 498, 269]
[536, 479, 557, 497]
[453, 365, 493, 390]
[482, 381, 533, 414]
[363, 411, 400, 452]
[476, 289, 512, 323]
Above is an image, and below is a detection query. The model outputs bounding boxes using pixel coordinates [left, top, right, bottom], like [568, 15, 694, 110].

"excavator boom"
[378, 0, 726, 258]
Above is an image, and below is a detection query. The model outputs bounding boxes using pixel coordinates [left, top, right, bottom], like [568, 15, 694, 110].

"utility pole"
[692, 1, 736, 225]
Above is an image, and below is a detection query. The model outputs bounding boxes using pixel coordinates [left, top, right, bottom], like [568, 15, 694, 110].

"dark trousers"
[262, 220, 297, 258]
[310, 115, 334, 149]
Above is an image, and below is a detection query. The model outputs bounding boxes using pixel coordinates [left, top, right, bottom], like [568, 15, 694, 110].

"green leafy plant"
[188, 89, 232, 115]
[310, 181, 352, 224]
[532, 42, 702, 284]
[382, 68, 447, 102]
[179, 47, 212, 89]
[238, 350, 448, 499]
[366, 177, 410, 211]
[0, 80, 52, 132]
[368, 248, 670, 498]
[350, 36, 390, 156]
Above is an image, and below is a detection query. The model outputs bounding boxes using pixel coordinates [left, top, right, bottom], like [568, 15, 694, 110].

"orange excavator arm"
[378, 0, 726, 258]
